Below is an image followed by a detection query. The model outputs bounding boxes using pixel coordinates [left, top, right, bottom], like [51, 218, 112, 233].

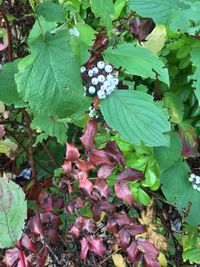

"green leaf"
[31, 113, 68, 144]
[154, 133, 182, 172]
[15, 30, 84, 118]
[191, 47, 200, 104]
[104, 44, 169, 86]
[0, 62, 24, 106]
[100, 90, 170, 147]
[114, 0, 127, 18]
[183, 248, 200, 264]
[90, 0, 115, 30]
[137, 188, 151, 206]
[161, 159, 200, 225]
[0, 175, 27, 248]
[36, 2, 66, 22]
[163, 92, 184, 124]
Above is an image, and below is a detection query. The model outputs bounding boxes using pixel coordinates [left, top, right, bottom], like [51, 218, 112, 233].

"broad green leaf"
[90, 0, 115, 30]
[104, 44, 169, 86]
[191, 47, 200, 104]
[154, 133, 182, 172]
[0, 62, 24, 106]
[161, 159, 200, 225]
[36, 2, 66, 22]
[0, 176, 27, 248]
[114, 0, 127, 18]
[100, 90, 170, 147]
[163, 92, 184, 124]
[31, 113, 68, 144]
[137, 188, 151, 206]
[141, 25, 167, 55]
[15, 30, 84, 118]
[183, 248, 200, 264]
[75, 23, 95, 46]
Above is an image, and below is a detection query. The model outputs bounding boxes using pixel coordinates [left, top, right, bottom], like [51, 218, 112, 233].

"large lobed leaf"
[0, 176, 27, 248]
[15, 30, 84, 118]
[104, 44, 169, 86]
[100, 90, 170, 147]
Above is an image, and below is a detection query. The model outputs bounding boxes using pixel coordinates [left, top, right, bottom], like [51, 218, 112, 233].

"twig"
[99, 248, 121, 265]
[0, 8, 13, 61]
[41, 141, 59, 168]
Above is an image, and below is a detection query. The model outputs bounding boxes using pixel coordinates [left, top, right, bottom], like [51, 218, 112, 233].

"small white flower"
[69, 27, 80, 37]
[89, 106, 93, 111]
[193, 184, 198, 189]
[91, 78, 98, 85]
[95, 115, 99, 119]
[97, 61, 105, 69]
[189, 177, 194, 182]
[107, 74, 114, 82]
[105, 64, 113, 73]
[97, 90, 106, 99]
[106, 86, 115, 95]
[104, 80, 111, 88]
[88, 86, 96, 94]
[197, 187, 200, 192]
[191, 173, 196, 179]
[88, 70, 94, 77]
[98, 75, 105, 83]
[93, 67, 99, 74]
[112, 78, 119, 86]
[195, 176, 200, 184]
[80, 66, 86, 73]
[100, 85, 106, 91]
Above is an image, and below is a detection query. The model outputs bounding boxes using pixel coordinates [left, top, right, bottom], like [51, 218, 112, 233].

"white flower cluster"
[188, 173, 200, 192]
[88, 105, 99, 118]
[80, 61, 118, 99]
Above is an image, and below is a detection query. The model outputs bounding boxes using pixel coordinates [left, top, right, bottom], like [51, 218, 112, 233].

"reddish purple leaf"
[79, 172, 94, 195]
[126, 240, 139, 263]
[137, 238, 158, 259]
[105, 141, 125, 166]
[69, 225, 80, 237]
[77, 159, 95, 171]
[22, 234, 37, 253]
[52, 196, 64, 209]
[114, 182, 133, 206]
[117, 167, 143, 182]
[89, 147, 113, 166]
[3, 247, 20, 266]
[40, 212, 61, 228]
[129, 17, 155, 42]
[124, 224, 145, 236]
[36, 246, 49, 267]
[80, 120, 97, 151]
[45, 227, 59, 242]
[106, 218, 118, 233]
[94, 179, 110, 198]
[27, 216, 42, 235]
[80, 237, 89, 260]
[65, 142, 80, 162]
[97, 164, 115, 179]
[93, 200, 116, 221]
[39, 192, 53, 212]
[144, 255, 161, 267]
[62, 160, 72, 173]
[87, 235, 107, 257]
[0, 125, 5, 139]
[113, 213, 132, 226]
[119, 228, 131, 249]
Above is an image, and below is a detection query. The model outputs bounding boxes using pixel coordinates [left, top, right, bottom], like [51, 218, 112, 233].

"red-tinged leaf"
[106, 218, 118, 233]
[117, 167, 143, 182]
[69, 225, 80, 237]
[114, 182, 133, 206]
[39, 192, 53, 212]
[80, 237, 89, 260]
[124, 224, 146, 236]
[22, 234, 37, 253]
[80, 120, 97, 151]
[87, 235, 107, 257]
[119, 228, 131, 249]
[113, 213, 132, 226]
[89, 147, 113, 166]
[129, 17, 155, 42]
[27, 216, 42, 235]
[40, 212, 61, 228]
[65, 143, 80, 162]
[91, 29, 108, 53]
[97, 165, 115, 179]
[45, 227, 58, 242]
[3, 247, 20, 266]
[67, 197, 84, 214]
[26, 181, 43, 202]
[93, 200, 116, 221]
[126, 240, 139, 263]
[73, 216, 95, 233]
[144, 255, 161, 267]
[0, 125, 5, 139]
[94, 179, 110, 198]
[137, 238, 158, 259]
[105, 141, 126, 166]
[52, 196, 64, 209]
[36, 246, 49, 267]
[79, 172, 94, 195]
[62, 160, 72, 173]
[77, 159, 95, 171]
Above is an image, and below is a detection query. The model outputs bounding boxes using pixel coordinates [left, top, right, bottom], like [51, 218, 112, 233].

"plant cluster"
[0, 0, 200, 266]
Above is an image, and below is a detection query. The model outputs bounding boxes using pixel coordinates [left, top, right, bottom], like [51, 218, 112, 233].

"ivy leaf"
[100, 90, 170, 147]
[36, 2, 65, 22]
[15, 30, 84, 118]
[161, 159, 200, 225]
[90, 0, 115, 30]
[0, 176, 27, 248]
[104, 44, 169, 86]
[0, 62, 24, 106]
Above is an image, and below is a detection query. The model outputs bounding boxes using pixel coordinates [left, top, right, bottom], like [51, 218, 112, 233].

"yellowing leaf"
[112, 253, 126, 267]
[0, 139, 18, 157]
[141, 25, 167, 55]
[0, 101, 5, 113]
[158, 252, 168, 267]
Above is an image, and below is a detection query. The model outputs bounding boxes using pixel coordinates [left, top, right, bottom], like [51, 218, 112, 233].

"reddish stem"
[0, 8, 13, 61]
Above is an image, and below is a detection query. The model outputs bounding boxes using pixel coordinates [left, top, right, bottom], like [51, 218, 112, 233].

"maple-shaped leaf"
[94, 179, 110, 198]
[114, 182, 133, 206]
[65, 142, 80, 162]
[117, 167, 144, 182]
[97, 165, 115, 179]
[126, 240, 139, 263]
[80, 120, 97, 151]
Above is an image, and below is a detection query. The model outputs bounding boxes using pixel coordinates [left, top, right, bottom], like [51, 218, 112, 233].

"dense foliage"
[0, 0, 200, 266]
